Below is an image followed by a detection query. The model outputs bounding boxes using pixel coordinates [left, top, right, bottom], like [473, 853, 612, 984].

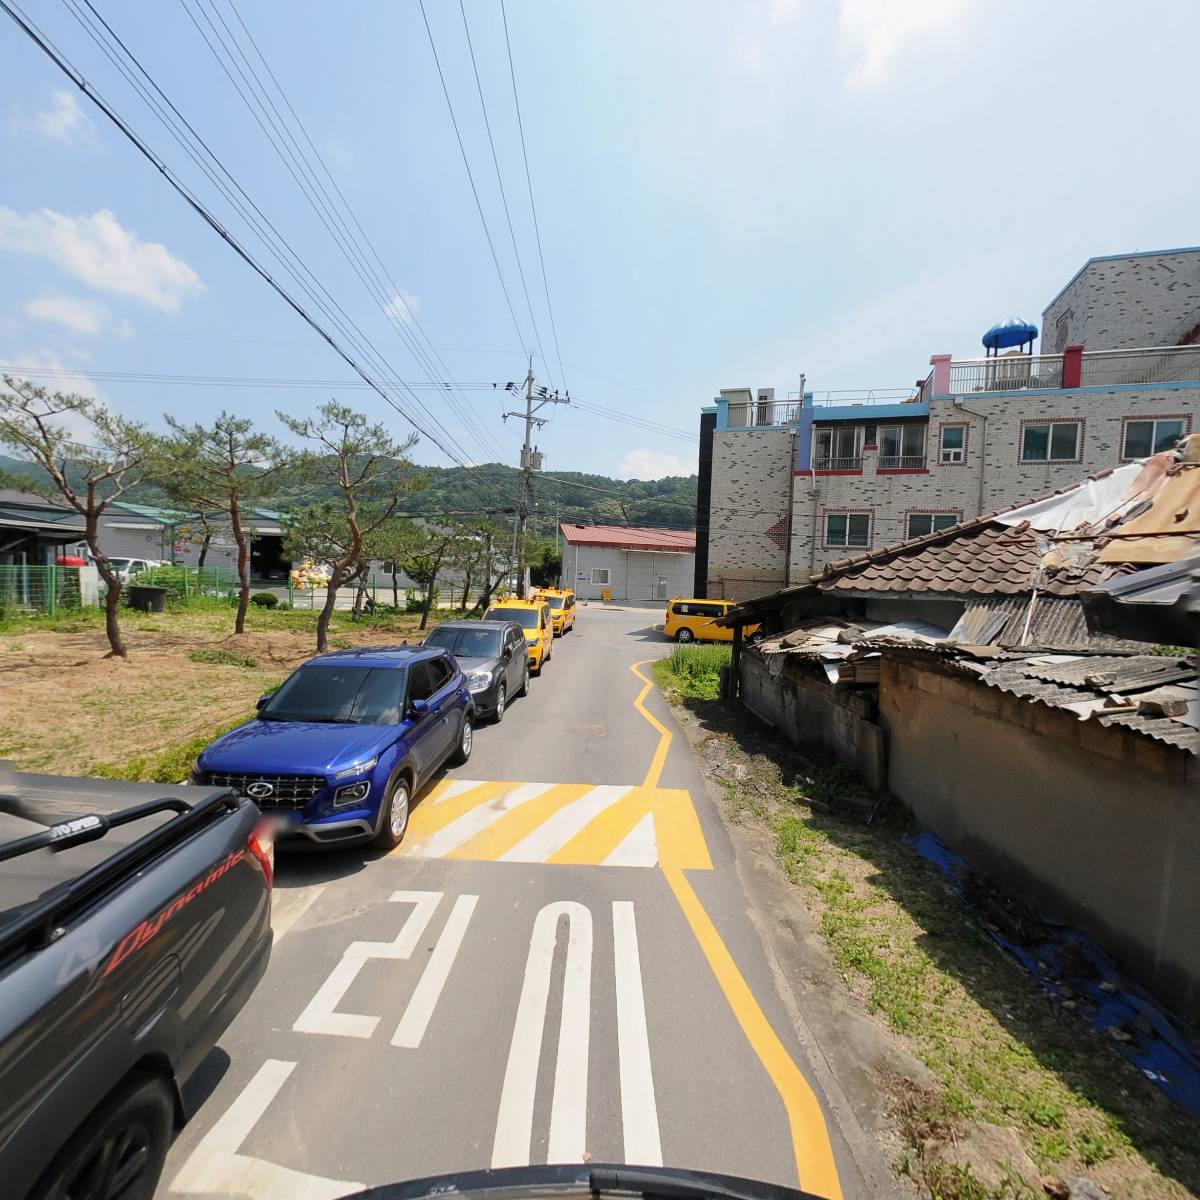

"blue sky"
[2, 0, 1198, 479]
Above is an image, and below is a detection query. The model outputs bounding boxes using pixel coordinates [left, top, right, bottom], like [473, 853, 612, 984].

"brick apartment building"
[696, 246, 1200, 599]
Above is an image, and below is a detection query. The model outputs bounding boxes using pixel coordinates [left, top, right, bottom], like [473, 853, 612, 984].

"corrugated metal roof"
[1014, 655, 1195, 691]
[949, 595, 1096, 649]
[558, 523, 695, 552]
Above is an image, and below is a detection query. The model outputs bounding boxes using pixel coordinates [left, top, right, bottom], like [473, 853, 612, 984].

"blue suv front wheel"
[374, 773, 411, 851]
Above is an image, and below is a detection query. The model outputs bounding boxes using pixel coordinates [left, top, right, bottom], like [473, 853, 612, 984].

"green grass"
[92, 712, 255, 783]
[651, 643, 731, 700]
[186, 647, 258, 668]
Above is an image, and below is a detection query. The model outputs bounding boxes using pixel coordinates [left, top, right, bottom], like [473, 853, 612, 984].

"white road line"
[415, 783, 554, 858]
[271, 884, 328, 940]
[612, 902, 663, 1166]
[492, 901, 593, 1168]
[292, 891, 441, 1038]
[169, 1058, 361, 1198]
[602, 812, 659, 868]
[392, 893, 478, 1048]
[434, 778, 486, 803]
[498, 786, 632, 863]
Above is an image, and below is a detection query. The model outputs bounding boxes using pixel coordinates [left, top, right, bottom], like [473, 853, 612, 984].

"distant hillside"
[0, 454, 698, 531]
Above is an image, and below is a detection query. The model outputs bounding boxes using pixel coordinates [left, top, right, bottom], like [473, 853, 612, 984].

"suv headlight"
[333, 780, 371, 806]
[466, 669, 493, 693]
[332, 756, 377, 779]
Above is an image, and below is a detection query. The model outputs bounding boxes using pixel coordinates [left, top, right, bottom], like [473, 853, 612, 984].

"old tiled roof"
[818, 521, 1119, 596]
[558, 523, 695, 552]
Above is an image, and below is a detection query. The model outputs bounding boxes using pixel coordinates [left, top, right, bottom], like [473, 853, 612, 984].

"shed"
[559, 523, 696, 604]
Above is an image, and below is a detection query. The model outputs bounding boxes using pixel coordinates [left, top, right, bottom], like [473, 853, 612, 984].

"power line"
[418, 0, 528, 358]
[1, 0, 473, 467]
[65, 0, 477, 467]
[458, 0, 551, 388]
[500, 0, 566, 392]
[173, 0, 497, 464]
[209, 0, 503, 463]
[224, 0, 501, 462]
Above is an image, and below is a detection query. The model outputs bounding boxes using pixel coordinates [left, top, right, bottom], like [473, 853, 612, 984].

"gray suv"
[423, 620, 529, 722]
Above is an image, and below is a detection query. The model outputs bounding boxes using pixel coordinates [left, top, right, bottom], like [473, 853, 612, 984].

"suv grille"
[203, 771, 326, 811]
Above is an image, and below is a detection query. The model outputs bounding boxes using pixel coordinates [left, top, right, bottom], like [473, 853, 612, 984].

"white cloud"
[837, 0, 966, 87]
[25, 292, 109, 336]
[0, 208, 201, 312]
[8, 89, 96, 146]
[382, 289, 419, 324]
[617, 448, 688, 480]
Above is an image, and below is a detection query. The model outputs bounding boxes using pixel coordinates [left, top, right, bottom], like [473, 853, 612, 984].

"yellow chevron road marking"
[402, 779, 711, 869]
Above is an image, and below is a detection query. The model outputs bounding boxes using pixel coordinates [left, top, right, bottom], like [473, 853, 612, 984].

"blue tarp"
[909, 827, 1200, 1115]
[982, 318, 1038, 351]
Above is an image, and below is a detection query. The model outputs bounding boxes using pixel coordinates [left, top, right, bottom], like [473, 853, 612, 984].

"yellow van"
[484, 597, 555, 672]
[663, 598, 761, 644]
[533, 587, 576, 636]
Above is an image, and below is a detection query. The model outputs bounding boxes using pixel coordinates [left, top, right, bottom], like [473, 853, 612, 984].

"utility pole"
[503, 355, 568, 597]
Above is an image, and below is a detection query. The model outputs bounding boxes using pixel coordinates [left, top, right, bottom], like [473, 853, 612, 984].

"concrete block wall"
[707, 427, 794, 599]
[880, 656, 1200, 1023]
[1042, 249, 1200, 352]
[785, 387, 1200, 581]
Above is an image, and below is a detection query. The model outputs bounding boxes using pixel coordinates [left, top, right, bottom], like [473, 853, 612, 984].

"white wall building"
[559, 523, 696, 604]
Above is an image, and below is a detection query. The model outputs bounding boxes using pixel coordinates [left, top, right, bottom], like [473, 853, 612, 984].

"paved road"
[156, 606, 862, 1200]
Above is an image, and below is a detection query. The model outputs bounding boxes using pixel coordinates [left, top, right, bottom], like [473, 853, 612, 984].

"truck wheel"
[35, 1073, 174, 1200]
[450, 714, 474, 765]
[675, 627, 695, 643]
[374, 774, 411, 850]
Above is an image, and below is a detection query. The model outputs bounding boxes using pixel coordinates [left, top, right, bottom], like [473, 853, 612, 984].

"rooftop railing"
[787, 388, 920, 407]
[944, 344, 1200, 395]
[947, 355, 1064, 394]
[1078, 344, 1200, 387]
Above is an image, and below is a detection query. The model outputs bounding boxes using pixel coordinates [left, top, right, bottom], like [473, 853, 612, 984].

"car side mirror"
[256, 694, 270, 710]
[410, 697, 429, 716]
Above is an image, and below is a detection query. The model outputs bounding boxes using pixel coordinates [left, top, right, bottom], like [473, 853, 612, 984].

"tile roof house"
[721, 439, 1200, 650]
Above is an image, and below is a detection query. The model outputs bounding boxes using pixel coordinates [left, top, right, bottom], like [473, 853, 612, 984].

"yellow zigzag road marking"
[404, 779, 711, 870]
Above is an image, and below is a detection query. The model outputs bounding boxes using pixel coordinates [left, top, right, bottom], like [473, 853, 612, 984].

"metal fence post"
[48, 563, 56, 617]
[288, 579, 294, 607]
[184, 566, 190, 601]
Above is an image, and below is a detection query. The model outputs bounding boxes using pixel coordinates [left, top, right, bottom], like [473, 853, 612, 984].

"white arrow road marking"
[492, 901, 592, 1167]
[416, 783, 555, 858]
[612, 902, 662, 1165]
[392, 893, 479, 1048]
[602, 812, 659, 868]
[169, 1058, 360, 1199]
[498, 786, 632, 863]
[292, 891, 441, 1038]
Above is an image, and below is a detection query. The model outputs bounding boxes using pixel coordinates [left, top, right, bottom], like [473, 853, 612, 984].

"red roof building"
[559, 523, 696, 604]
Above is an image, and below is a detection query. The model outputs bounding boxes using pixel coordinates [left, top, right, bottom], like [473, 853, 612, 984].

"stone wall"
[707, 427, 794, 599]
[740, 651, 887, 790]
[1042, 249, 1200, 352]
[880, 655, 1200, 1023]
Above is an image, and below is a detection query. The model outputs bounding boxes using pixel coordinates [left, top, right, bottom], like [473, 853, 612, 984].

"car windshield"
[486, 606, 539, 629]
[107, 557, 132, 568]
[261, 665, 405, 724]
[425, 625, 502, 657]
[542, 595, 565, 609]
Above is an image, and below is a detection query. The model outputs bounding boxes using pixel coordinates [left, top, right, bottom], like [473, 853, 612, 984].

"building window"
[813, 425, 863, 470]
[589, 567, 610, 586]
[939, 423, 967, 463]
[824, 512, 871, 548]
[1020, 420, 1081, 463]
[906, 512, 958, 539]
[878, 423, 926, 469]
[1122, 416, 1188, 459]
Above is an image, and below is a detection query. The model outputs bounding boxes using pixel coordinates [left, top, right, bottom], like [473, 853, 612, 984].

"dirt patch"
[666, 695, 1199, 1200]
[0, 610, 425, 776]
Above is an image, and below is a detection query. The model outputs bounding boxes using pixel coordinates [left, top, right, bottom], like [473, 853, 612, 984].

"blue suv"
[192, 646, 474, 849]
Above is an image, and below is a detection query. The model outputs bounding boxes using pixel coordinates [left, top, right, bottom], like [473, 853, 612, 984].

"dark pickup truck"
[0, 775, 274, 1200]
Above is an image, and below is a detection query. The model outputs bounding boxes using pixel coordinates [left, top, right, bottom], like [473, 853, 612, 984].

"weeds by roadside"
[652, 643, 731, 701]
[665, 694, 1199, 1200]
[186, 647, 258, 668]
[92, 712, 254, 783]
